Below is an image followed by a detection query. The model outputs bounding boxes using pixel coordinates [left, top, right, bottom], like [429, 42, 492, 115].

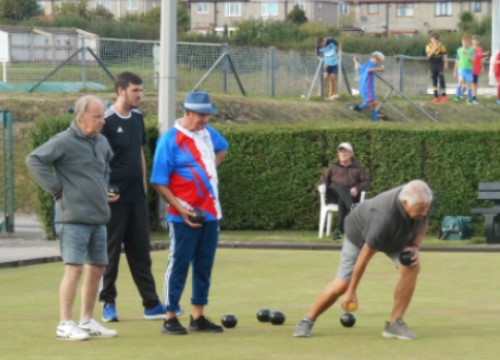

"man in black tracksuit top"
[99, 72, 168, 321]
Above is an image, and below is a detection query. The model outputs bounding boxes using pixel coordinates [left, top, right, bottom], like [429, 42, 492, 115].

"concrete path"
[0, 213, 60, 268]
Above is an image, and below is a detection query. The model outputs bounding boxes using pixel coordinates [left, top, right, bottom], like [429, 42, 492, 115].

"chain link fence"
[0, 37, 493, 97]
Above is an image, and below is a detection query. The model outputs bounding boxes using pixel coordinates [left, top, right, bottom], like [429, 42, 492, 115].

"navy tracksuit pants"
[164, 221, 219, 313]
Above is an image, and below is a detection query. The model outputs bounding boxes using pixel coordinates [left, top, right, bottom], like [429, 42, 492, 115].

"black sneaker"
[188, 315, 224, 333]
[161, 317, 188, 335]
[332, 229, 343, 241]
[348, 104, 361, 112]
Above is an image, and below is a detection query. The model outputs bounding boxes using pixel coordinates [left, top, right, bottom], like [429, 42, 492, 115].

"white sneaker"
[56, 321, 90, 341]
[79, 319, 117, 337]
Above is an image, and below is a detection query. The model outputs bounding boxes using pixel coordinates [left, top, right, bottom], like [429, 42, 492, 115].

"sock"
[473, 96, 476, 101]
[456, 86, 462, 98]
[433, 90, 438, 97]
[371, 109, 378, 121]
[468, 90, 472, 101]
[441, 92, 446, 97]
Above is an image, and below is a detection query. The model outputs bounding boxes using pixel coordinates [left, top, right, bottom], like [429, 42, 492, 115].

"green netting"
[0, 82, 108, 93]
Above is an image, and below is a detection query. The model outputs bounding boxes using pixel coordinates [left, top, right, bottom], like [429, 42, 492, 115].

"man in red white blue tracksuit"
[151, 91, 228, 335]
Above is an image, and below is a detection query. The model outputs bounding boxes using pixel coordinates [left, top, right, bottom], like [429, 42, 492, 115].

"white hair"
[74, 95, 104, 123]
[398, 180, 433, 206]
[372, 51, 385, 62]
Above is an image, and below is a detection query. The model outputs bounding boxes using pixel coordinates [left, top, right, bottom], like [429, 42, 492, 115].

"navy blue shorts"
[325, 65, 338, 75]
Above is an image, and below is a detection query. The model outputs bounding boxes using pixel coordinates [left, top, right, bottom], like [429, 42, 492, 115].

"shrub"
[29, 115, 73, 238]
[31, 120, 498, 237]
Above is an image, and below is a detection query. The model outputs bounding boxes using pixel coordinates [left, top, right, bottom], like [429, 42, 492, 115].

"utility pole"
[158, 0, 177, 133]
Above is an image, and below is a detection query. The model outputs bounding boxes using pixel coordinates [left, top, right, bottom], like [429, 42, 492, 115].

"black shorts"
[473, 74, 479, 84]
[325, 65, 338, 75]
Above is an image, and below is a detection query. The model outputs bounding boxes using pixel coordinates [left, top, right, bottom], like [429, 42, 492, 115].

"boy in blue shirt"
[350, 52, 385, 121]
[317, 36, 341, 100]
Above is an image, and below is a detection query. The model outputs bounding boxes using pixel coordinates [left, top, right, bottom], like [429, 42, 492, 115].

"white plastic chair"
[318, 184, 366, 238]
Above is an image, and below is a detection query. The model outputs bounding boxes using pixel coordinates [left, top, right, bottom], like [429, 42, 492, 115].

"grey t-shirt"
[344, 186, 429, 254]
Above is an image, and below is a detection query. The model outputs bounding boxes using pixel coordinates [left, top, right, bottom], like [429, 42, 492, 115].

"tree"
[143, 6, 161, 25]
[54, 0, 89, 19]
[89, 5, 114, 22]
[457, 11, 475, 33]
[0, 0, 41, 21]
[177, 3, 190, 33]
[287, 5, 308, 26]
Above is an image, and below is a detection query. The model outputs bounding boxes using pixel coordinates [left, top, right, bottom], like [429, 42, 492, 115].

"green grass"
[1, 249, 500, 359]
[150, 229, 489, 247]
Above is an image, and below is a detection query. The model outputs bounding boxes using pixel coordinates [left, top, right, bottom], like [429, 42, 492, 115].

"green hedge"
[30, 119, 500, 237]
[29, 115, 74, 238]
[216, 124, 500, 234]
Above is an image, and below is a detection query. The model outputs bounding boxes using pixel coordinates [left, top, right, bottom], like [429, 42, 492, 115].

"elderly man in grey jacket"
[26, 95, 119, 341]
[294, 180, 433, 340]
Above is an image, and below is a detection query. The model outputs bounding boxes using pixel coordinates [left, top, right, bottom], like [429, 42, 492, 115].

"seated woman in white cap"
[318, 142, 370, 240]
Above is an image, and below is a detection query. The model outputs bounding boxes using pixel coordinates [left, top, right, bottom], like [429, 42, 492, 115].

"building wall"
[190, 1, 340, 33]
[345, 1, 491, 35]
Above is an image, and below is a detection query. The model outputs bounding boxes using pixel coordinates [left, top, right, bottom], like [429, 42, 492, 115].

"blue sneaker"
[144, 303, 167, 320]
[102, 303, 119, 322]
[496, 99, 500, 105]
[144, 304, 184, 320]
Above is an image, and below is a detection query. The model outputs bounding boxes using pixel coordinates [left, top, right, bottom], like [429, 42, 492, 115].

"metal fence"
[0, 37, 494, 97]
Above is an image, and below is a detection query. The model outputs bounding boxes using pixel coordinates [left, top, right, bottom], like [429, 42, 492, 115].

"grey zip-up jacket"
[26, 121, 113, 225]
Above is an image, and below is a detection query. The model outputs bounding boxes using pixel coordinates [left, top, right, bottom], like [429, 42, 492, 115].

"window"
[340, 3, 350, 14]
[396, 3, 414, 17]
[128, 0, 138, 10]
[262, 2, 278, 17]
[469, 1, 481, 12]
[368, 4, 378, 14]
[197, 3, 209, 14]
[225, 2, 241, 17]
[294, 1, 306, 11]
[96, 0, 112, 11]
[435, 1, 452, 16]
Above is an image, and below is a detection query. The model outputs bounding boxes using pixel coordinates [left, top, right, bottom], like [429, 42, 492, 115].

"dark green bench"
[471, 182, 500, 244]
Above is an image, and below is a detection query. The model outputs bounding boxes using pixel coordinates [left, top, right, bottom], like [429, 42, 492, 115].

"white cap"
[338, 142, 353, 152]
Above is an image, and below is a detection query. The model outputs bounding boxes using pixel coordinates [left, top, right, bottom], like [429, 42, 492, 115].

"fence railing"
[0, 37, 494, 97]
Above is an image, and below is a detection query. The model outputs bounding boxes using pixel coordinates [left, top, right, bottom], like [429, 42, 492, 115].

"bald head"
[74, 95, 105, 138]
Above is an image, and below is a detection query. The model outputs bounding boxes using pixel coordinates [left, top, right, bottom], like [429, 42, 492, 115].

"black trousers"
[430, 68, 446, 96]
[330, 184, 358, 233]
[99, 200, 160, 309]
